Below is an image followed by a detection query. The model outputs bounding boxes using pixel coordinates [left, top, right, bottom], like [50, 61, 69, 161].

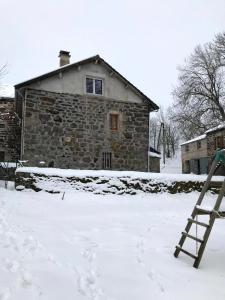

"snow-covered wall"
[15, 167, 223, 195]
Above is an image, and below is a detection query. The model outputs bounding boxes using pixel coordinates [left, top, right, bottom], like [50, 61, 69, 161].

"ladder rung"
[188, 218, 209, 228]
[195, 207, 212, 215]
[175, 246, 197, 259]
[182, 232, 203, 243]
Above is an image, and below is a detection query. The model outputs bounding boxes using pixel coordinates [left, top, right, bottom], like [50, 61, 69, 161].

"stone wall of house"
[22, 89, 149, 171]
[0, 98, 20, 161]
[207, 129, 225, 175]
[207, 129, 225, 157]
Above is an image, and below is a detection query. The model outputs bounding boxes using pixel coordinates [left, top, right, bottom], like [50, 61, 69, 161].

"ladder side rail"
[193, 178, 225, 268]
[194, 160, 219, 209]
[174, 159, 219, 259]
[213, 178, 225, 211]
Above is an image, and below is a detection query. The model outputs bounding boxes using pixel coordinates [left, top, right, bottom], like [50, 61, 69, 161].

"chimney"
[59, 50, 71, 67]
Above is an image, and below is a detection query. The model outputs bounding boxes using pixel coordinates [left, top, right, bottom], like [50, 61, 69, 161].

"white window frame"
[85, 77, 103, 96]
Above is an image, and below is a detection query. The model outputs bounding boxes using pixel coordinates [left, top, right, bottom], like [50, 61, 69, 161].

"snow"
[148, 151, 161, 158]
[0, 85, 14, 98]
[1, 183, 225, 299]
[205, 122, 225, 134]
[180, 134, 206, 146]
[16, 166, 224, 183]
[161, 149, 182, 174]
[0, 162, 18, 168]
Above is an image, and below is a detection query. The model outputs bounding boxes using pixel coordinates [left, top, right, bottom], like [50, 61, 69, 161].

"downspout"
[19, 88, 27, 159]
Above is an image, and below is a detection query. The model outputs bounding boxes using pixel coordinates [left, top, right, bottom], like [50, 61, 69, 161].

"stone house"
[181, 123, 225, 175]
[14, 51, 159, 171]
[0, 97, 20, 162]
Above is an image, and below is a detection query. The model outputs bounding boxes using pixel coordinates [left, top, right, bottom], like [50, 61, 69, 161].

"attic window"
[86, 77, 103, 95]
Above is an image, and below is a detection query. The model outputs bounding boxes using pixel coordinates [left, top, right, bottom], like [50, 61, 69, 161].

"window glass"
[95, 79, 102, 95]
[86, 78, 93, 93]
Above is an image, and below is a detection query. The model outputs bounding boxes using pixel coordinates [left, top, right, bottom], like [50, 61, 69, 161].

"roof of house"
[14, 55, 159, 111]
[149, 146, 161, 155]
[180, 134, 206, 146]
[148, 147, 161, 158]
[205, 122, 225, 134]
[180, 121, 225, 146]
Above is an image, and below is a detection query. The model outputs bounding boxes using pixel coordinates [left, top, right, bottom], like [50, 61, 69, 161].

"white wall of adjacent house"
[28, 62, 143, 104]
[181, 137, 208, 161]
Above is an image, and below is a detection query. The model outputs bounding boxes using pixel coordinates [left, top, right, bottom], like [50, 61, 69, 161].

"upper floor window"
[185, 144, 189, 152]
[86, 77, 103, 95]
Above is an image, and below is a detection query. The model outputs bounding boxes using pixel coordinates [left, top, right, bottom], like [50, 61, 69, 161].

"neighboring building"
[181, 123, 225, 175]
[14, 51, 159, 171]
[0, 97, 20, 162]
[148, 147, 161, 173]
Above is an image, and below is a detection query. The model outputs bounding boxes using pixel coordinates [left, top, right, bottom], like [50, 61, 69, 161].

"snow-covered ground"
[1, 182, 225, 300]
[161, 149, 182, 174]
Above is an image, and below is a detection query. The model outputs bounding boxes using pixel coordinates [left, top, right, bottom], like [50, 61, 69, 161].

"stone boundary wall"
[15, 171, 222, 195]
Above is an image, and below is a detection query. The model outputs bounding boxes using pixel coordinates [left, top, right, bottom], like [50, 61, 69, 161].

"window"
[86, 77, 103, 95]
[110, 114, 119, 131]
[185, 145, 189, 152]
[0, 151, 5, 162]
[214, 136, 224, 150]
[0, 124, 5, 129]
[197, 141, 201, 149]
[102, 152, 112, 169]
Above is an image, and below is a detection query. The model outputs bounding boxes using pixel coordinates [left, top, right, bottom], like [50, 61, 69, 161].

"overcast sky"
[1, 0, 225, 107]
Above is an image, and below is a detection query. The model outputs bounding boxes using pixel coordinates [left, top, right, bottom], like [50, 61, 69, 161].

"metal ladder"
[174, 149, 225, 268]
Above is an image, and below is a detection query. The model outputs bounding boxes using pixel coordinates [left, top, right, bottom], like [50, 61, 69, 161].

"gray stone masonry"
[0, 99, 20, 161]
[23, 89, 149, 171]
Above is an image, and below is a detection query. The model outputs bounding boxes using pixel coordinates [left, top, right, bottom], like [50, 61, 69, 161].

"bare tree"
[150, 108, 180, 159]
[171, 34, 225, 139]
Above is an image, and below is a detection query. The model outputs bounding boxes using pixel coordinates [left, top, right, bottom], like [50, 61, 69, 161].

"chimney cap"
[59, 50, 71, 57]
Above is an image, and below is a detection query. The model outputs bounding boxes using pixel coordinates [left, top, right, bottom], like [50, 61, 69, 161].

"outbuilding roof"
[15, 55, 159, 111]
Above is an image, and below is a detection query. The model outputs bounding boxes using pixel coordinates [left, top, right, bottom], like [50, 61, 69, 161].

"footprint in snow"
[147, 269, 165, 294]
[136, 236, 146, 266]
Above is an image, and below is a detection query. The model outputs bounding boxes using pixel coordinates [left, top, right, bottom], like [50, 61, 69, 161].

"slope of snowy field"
[1, 183, 225, 300]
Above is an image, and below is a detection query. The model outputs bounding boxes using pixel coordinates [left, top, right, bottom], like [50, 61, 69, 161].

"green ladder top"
[214, 149, 225, 164]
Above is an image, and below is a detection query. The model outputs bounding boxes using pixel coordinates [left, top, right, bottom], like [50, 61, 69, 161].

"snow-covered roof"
[205, 122, 225, 134]
[180, 134, 206, 146]
[0, 84, 14, 98]
[148, 151, 161, 158]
